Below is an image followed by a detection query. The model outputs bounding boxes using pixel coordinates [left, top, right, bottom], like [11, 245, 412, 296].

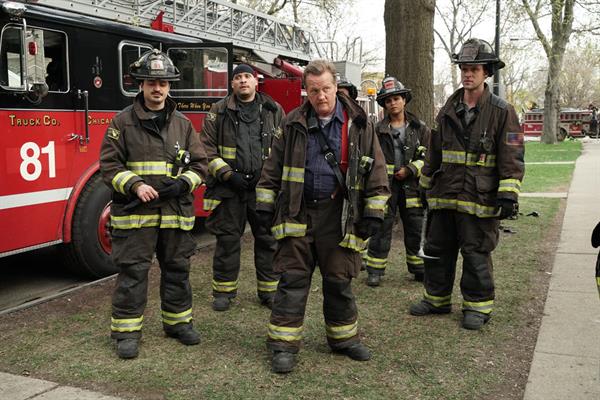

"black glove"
[420, 189, 428, 209]
[228, 172, 250, 192]
[360, 217, 382, 238]
[158, 179, 188, 200]
[497, 198, 517, 220]
[256, 210, 274, 230]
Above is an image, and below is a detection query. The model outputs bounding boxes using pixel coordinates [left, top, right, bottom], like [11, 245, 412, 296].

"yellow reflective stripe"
[365, 195, 388, 211]
[442, 150, 466, 164]
[218, 145, 236, 160]
[498, 178, 521, 193]
[111, 316, 143, 332]
[268, 323, 303, 341]
[406, 254, 424, 265]
[212, 279, 238, 293]
[126, 161, 172, 176]
[325, 321, 358, 340]
[442, 151, 497, 167]
[257, 280, 279, 293]
[112, 170, 137, 194]
[208, 158, 229, 177]
[161, 308, 193, 325]
[110, 215, 195, 230]
[411, 159, 424, 177]
[405, 197, 422, 208]
[366, 255, 387, 269]
[424, 291, 452, 307]
[111, 214, 160, 229]
[419, 174, 432, 189]
[256, 188, 276, 204]
[272, 222, 307, 240]
[386, 164, 395, 175]
[597, 277, 600, 296]
[428, 198, 498, 218]
[282, 166, 304, 183]
[339, 233, 367, 252]
[181, 171, 202, 191]
[463, 300, 494, 314]
[203, 198, 221, 211]
[160, 215, 195, 230]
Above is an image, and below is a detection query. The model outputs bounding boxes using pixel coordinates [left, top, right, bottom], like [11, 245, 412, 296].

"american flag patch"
[506, 132, 524, 145]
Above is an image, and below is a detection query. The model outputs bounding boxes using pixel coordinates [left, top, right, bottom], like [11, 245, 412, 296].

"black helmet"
[129, 49, 180, 81]
[452, 38, 505, 75]
[337, 76, 358, 100]
[376, 76, 412, 107]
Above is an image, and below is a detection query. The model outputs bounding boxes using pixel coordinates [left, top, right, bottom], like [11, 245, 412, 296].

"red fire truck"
[521, 108, 593, 141]
[0, 0, 326, 277]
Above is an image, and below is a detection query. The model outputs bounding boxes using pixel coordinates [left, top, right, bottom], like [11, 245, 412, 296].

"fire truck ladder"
[32, 0, 323, 63]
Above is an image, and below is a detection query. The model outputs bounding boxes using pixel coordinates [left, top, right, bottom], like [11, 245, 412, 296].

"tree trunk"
[384, 0, 436, 126]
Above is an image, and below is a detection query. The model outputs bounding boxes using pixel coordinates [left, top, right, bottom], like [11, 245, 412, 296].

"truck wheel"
[62, 173, 117, 278]
[557, 128, 567, 142]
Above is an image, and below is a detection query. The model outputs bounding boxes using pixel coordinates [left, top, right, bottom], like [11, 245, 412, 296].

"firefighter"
[409, 38, 525, 330]
[256, 60, 390, 373]
[100, 49, 207, 358]
[364, 77, 430, 286]
[200, 64, 284, 312]
[337, 76, 358, 100]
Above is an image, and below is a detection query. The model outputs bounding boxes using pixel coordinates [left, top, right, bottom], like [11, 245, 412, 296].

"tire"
[62, 173, 117, 278]
[557, 128, 567, 142]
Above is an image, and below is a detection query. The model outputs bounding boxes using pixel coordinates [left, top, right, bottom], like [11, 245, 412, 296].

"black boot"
[271, 351, 296, 373]
[413, 271, 424, 282]
[116, 338, 139, 359]
[212, 296, 232, 311]
[166, 324, 201, 345]
[409, 300, 451, 316]
[367, 273, 381, 287]
[333, 342, 371, 361]
[462, 311, 491, 330]
[258, 293, 275, 309]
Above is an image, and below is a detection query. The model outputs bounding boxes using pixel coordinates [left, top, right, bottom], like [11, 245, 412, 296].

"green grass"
[0, 197, 562, 400]
[522, 141, 582, 192]
[525, 140, 582, 162]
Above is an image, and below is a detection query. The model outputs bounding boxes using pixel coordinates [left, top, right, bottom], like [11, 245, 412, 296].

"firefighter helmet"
[129, 49, 180, 81]
[452, 38, 505, 75]
[376, 76, 412, 107]
[337, 76, 358, 100]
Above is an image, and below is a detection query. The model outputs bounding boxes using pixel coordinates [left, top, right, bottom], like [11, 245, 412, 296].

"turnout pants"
[421, 209, 499, 314]
[110, 227, 197, 340]
[267, 196, 363, 353]
[366, 181, 424, 276]
[206, 190, 278, 300]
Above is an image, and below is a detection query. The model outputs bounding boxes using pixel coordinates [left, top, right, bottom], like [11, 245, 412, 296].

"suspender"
[311, 118, 348, 199]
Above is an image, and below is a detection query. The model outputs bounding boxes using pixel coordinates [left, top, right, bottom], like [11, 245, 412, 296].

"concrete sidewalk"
[523, 141, 600, 400]
[0, 371, 123, 400]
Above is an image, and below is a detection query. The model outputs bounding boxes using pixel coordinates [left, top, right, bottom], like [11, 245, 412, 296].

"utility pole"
[493, 0, 501, 96]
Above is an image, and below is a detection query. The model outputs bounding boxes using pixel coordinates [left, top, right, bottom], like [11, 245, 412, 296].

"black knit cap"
[232, 64, 255, 78]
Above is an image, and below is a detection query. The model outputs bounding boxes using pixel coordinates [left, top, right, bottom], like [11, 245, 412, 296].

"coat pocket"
[475, 175, 499, 206]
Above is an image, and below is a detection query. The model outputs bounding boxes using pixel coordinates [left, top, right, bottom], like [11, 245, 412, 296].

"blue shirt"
[304, 100, 344, 200]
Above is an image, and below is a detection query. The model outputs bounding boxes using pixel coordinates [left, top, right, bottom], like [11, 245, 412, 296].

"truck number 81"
[20, 141, 56, 181]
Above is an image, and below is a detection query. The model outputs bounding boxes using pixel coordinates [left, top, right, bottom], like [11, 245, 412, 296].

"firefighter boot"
[367, 273, 381, 287]
[333, 343, 371, 361]
[165, 324, 201, 345]
[462, 311, 491, 330]
[409, 300, 451, 316]
[116, 338, 139, 359]
[258, 292, 275, 309]
[271, 351, 296, 374]
[212, 296, 232, 311]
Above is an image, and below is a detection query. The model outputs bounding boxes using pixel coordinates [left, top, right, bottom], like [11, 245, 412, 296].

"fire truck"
[0, 0, 346, 277]
[521, 108, 593, 141]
